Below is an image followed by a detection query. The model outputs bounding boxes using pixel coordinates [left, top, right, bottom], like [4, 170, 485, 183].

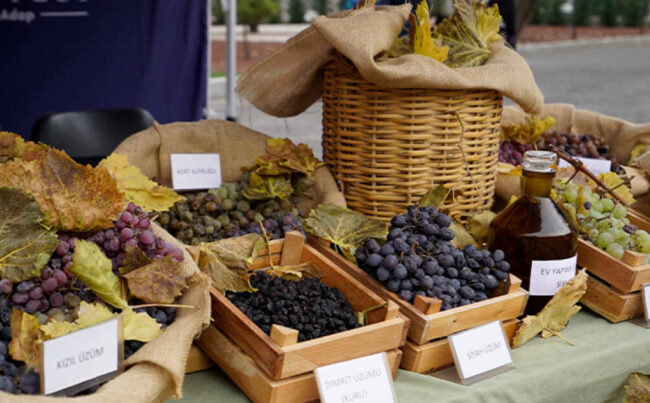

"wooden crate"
[309, 241, 529, 346]
[628, 208, 650, 230]
[210, 232, 409, 381]
[400, 318, 520, 373]
[197, 325, 402, 403]
[184, 345, 215, 373]
[581, 273, 644, 323]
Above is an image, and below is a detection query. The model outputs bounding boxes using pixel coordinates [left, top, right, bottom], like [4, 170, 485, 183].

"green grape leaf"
[123, 256, 188, 304]
[432, 0, 502, 67]
[242, 172, 294, 200]
[624, 372, 650, 403]
[69, 241, 128, 308]
[122, 307, 163, 342]
[305, 203, 388, 262]
[9, 309, 42, 369]
[253, 138, 324, 177]
[266, 262, 321, 282]
[0, 187, 58, 282]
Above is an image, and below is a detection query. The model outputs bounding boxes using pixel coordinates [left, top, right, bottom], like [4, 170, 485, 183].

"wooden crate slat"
[400, 319, 520, 374]
[580, 274, 643, 323]
[184, 345, 215, 373]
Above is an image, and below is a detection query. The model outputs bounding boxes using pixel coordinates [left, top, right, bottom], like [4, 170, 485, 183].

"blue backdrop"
[0, 0, 208, 138]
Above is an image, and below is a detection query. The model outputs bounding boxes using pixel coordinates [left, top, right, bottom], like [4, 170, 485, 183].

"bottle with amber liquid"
[489, 150, 578, 314]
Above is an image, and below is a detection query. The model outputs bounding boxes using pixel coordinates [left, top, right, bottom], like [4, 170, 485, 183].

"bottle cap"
[523, 150, 557, 173]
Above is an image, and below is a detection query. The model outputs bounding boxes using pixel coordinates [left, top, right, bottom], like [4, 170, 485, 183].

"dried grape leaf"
[594, 172, 636, 205]
[70, 241, 128, 309]
[413, 0, 448, 62]
[512, 269, 587, 348]
[418, 184, 452, 208]
[624, 372, 650, 403]
[0, 187, 59, 282]
[449, 218, 478, 249]
[501, 115, 557, 145]
[119, 244, 153, 275]
[467, 211, 497, 246]
[0, 149, 124, 232]
[266, 262, 321, 282]
[9, 309, 41, 369]
[99, 153, 184, 212]
[253, 138, 324, 177]
[305, 203, 388, 262]
[41, 302, 116, 339]
[242, 172, 293, 200]
[123, 256, 188, 304]
[0, 131, 47, 163]
[122, 308, 163, 342]
[432, 0, 502, 67]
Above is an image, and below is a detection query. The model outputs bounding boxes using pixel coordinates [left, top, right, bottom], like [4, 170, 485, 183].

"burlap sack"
[2, 223, 212, 402]
[496, 104, 650, 201]
[113, 119, 346, 213]
[237, 5, 544, 117]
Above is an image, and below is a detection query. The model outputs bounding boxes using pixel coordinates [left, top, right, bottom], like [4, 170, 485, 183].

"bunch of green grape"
[553, 181, 650, 261]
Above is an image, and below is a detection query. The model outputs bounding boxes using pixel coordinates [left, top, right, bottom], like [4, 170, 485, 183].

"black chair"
[31, 108, 155, 166]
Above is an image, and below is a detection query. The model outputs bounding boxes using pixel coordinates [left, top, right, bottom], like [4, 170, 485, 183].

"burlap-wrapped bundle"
[2, 224, 212, 403]
[113, 119, 346, 214]
[496, 104, 650, 202]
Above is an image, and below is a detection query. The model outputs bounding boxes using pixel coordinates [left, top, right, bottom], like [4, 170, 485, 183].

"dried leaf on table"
[242, 172, 294, 200]
[122, 308, 163, 342]
[252, 138, 324, 177]
[9, 310, 41, 369]
[0, 149, 124, 232]
[512, 269, 587, 348]
[266, 262, 321, 282]
[305, 203, 388, 263]
[41, 302, 116, 339]
[467, 211, 497, 246]
[592, 172, 636, 205]
[70, 241, 128, 309]
[624, 372, 650, 403]
[123, 256, 188, 304]
[432, 0, 502, 67]
[501, 114, 556, 145]
[412, 1, 448, 62]
[0, 187, 58, 282]
[99, 153, 184, 212]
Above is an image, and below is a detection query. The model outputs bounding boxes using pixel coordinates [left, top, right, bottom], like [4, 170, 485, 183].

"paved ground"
[209, 38, 650, 159]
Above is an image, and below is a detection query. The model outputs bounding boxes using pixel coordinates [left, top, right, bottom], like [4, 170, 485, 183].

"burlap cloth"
[2, 223, 212, 402]
[237, 5, 544, 117]
[496, 104, 650, 201]
[113, 119, 346, 213]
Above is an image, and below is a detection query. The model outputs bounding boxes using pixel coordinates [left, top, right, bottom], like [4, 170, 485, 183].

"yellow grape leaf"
[305, 203, 388, 262]
[450, 218, 478, 249]
[0, 149, 124, 232]
[70, 241, 128, 309]
[0, 131, 48, 163]
[266, 262, 321, 282]
[41, 302, 116, 339]
[242, 172, 293, 200]
[630, 144, 650, 164]
[418, 184, 452, 208]
[122, 308, 163, 342]
[466, 211, 497, 246]
[0, 187, 58, 282]
[624, 372, 650, 403]
[432, 0, 502, 67]
[99, 153, 184, 212]
[512, 269, 587, 348]
[594, 172, 636, 205]
[123, 256, 188, 304]
[412, 0, 448, 62]
[9, 309, 42, 369]
[253, 138, 324, 177]
[501, 115, 557, 144]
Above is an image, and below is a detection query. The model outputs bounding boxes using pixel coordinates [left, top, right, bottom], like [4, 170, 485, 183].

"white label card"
[42, 317, 123, 395]
[643, 283, 650, 325]
[529, 255, 577, 296]
[170, 153, 221, 190]
[448, 320, 514, 384]
[314, 352, 396, 403]
[559, 157, 611, 176]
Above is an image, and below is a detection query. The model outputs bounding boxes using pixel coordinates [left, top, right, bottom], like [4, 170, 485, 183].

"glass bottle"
[489, 150, 578, 314]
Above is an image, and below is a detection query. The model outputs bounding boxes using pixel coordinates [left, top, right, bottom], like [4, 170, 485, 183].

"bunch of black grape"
[87, 202, 185, 273]
[227, 272, 361, 342]
[356, 206, 510, 311]
[156, 182, 304, 245]
[0, 299, 40, 394]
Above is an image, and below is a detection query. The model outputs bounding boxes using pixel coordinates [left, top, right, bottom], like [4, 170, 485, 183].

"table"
[177, 311, 650, 402]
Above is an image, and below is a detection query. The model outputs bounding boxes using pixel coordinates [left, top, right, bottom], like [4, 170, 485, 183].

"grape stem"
[548, 145, 628, 206]
[129, 303, 197, 310]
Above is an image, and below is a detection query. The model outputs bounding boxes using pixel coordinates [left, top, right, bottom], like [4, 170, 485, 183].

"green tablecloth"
[177, 311, 650, 402]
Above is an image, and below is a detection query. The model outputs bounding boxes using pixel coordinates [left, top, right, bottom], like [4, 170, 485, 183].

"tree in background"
[211, 0, 279, 31]
[315, 0, 330, 15]
[515, 0, 539, 38]
[623, 0, 647, 27]
[290, 0, 306, 22]
[600, 0, 618, 26]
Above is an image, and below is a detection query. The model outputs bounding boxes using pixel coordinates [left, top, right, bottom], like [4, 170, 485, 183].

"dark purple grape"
[420, 276, 434, 289]
[52, 270, 67, 286]
[25, 299, 41, 314]
[376, 268, 390, 282]
[460, 286, 476, 299]
[383, 255, 398, 271]
[365, 254, 382, 267]
[495, 260, 510, 272]
[28, 287, 43, 300]
[49, 292, 64, 308]
[386, 279, 400, 292]
[16, 281, 34, 293]
[399, 290, 413, 302]
[379, 243, 395, 256]
[41, 277, 58, 293]
[0, 280, 11, 294]
[12, 292, 29, 305]
[492, 249, 505, 262]
[120, 227, 135, 241]
[394, 265, 408, 280]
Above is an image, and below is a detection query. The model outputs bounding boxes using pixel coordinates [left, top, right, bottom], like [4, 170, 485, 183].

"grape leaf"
[0, 149, 124, 232]
[0, 131, 47, 163]
[198, 234, 266, 293]
[512, 269, 587, 348]
[466, 211, 497, 246]
[266, 262, 321, 282]
[70, 241, 128, 308]
[40, 302, 116, 339]
[412, 0, 448, 62]
[0, 187, 58, 282]
[432, 0, 503, 67]
[624, 372, 650, 403]
[119, 244, 153, 275]
[122, 307, 163, 342]
[449, 218, 478, 249]
[305, 203, 388, 262]
[501, 115, 557, 145]
[9, 309, 41, 369]
[253, 138, 324, 177]
[99, 153, 184, 212]
[418, 184, 452, 208]
[123, 256, 188, 304]
[595, 172, 636, 205]
[242, 172, 294, 200]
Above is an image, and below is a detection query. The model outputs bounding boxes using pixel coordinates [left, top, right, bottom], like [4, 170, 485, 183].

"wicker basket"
[321, 59, 503, 222]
